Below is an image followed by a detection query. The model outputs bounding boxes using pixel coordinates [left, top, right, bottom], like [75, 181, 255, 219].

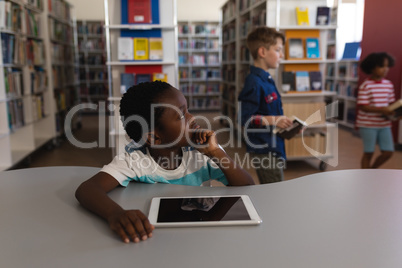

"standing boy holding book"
[238, 26, 293, 184]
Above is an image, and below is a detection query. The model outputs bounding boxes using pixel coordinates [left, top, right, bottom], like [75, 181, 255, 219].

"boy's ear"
[257, 46, 266, 58]
[145, 132, 162, 146]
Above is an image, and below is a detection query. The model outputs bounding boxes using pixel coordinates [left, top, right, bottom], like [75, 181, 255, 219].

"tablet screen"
[157, 196, 251, 223]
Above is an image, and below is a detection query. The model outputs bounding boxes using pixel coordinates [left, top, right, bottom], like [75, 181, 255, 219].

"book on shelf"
[296, 7, 309, 26]
[305, 38, 320, 58]
[282, 71, 295, 92]
[342, 42, 361, 60]
[136, 73, 152, 84]
[152, 73, 167, 82]
[120, 73, 136, 94]
[288, 38, 303, 59]
[295, 71, 310, 92]
[127, 0, 152, 24]
[149, 37, 163, 60]
[385, 99, 402, 120]
[117, 37, 134, 60]
[327, 44, 336, 59]
[316, 7, 330, 25]
[133, 38, 149, 60]
[308, 71, 322, 91]
[330, 7, 338, 25]
[273, 116, 307, 140]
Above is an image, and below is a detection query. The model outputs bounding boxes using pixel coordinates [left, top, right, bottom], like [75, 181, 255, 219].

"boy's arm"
[192, 130, 255, 186]
[75, 172, 154, 243]
[359, 105, 394, 115]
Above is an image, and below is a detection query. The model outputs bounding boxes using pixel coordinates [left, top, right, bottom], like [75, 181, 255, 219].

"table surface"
[1, 166, 402, 268]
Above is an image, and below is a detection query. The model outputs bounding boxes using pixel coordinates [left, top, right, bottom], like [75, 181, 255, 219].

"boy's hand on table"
[107, 209, 154, 243]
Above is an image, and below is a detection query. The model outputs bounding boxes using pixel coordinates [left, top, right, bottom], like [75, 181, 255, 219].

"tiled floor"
[17, 114, 402, 184]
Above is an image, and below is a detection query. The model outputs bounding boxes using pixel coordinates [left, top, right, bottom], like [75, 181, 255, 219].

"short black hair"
[120, 81, 173, 142]
[360, 52, 395, 75]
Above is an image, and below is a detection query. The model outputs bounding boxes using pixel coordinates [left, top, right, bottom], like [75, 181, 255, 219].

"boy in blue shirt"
[238, 26, 293, 184]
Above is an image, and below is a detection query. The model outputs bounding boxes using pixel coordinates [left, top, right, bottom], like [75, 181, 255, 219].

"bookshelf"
[178, 21, 221, 112]
[221, 0, 339, 169]
[47, 0, 80, 136]
[0, 0, 55, 170]
[104, 0, 178, 156]
[325, 59, 359, 129]
[77, 20, 108, 106]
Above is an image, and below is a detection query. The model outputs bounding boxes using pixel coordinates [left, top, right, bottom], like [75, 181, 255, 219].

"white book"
[118, 37, 134, 60]
[0, 1, 6, 28]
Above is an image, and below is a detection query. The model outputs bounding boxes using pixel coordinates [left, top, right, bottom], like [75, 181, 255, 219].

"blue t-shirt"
[238, 65, 286, 159]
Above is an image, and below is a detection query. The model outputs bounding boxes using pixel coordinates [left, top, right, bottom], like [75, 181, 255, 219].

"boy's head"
[120, 81, 197, 147]
[360, 52, 395, 77]
[247, 26, 285, 69]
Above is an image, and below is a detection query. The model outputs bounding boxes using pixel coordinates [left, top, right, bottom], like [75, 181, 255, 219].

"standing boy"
[238, 26, 293, 184]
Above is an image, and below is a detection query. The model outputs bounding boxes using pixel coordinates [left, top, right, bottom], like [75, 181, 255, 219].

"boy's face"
[259, 37, 284, 70]
[154, 88, 199, 147]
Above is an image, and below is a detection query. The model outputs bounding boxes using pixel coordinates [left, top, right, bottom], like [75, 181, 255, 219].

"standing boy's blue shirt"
[238, 65, 286, 159]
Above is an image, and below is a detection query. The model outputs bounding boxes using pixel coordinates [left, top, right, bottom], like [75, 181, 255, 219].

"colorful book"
[288, 38, 303, 59]
[295, 71, 310, 92]
[282, 71, 295, 92]
[316, 7, 330, 25]
[152, 73, 167, 82]
[133, 38, 149, 60]
[296, 7, 309, 26]
[149, 38, 163, 60]
[309, 71, 322, 91]
[305, 38, 320, 58]
[136, 73, 152, 84]
[128, 0, 152, 24]
[342, 42, 361, 59]
[117, 37, 133, 60]
[120, 73, 136, 94]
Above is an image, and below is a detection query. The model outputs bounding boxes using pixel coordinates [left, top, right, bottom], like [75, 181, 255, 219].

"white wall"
[68, 0, 226, 21]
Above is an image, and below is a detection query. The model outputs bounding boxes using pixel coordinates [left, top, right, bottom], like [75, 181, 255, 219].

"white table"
[1, 166, 402, 268]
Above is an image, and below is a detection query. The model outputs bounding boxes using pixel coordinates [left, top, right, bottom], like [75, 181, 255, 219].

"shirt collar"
[250, 65, 273, 82]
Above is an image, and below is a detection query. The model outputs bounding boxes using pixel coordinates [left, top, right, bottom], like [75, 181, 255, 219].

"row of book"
[120, 72, 167, 94]
[325, 80, 358, 97]
[79, 54, 105, 65]
[26, 10, 41, 37]
[51, 43, 75, 63]
[80, 84, 108, 97]
[222, 67, 235, 82]
[288, 38, 320, 59]
[238, 0, 264, 12]
[178, 24, 219, 35]
[1, 33, 26, 65]
[48, 0, 71, 21]
[0, 1, 22, 31]
[222, 24, 235, 43]
[179, 69, 221, 80]
[48, 17, 73, 43]
[326, 63, 359, 78]
[31, 94, 47, 122]
[52, 66, 78, 89]
[222, 43, 235, 62]
[27, 39, 45, 65]
[118, 37, 162, 61]
[6, 99, 24, 131]
[190, 98, 220, 110]
[296, 6, 337, 26]
[240, 45, 250, 62]
[282, 71, 323, 92]
[27, 67, 47, 94]
[3, 68, 23, 98]
[77, 23, 104, 35]
[222, 0, 236, 22]
[178, 39, 219, 50]
[180, 84, 220, 95]
[79, 70, 107, 82]
[178, 54, 220, 65]
[78, 39, 105, 51]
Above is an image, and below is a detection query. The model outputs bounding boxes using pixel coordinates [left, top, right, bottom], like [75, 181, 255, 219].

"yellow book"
[152, 73, 168, 82]
[133, 38, 149, 60]
[149, 38, 163, 60]
[296, 7, 309, 26]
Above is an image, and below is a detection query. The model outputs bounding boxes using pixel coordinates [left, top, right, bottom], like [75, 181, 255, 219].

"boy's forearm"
[75, 180, 124, 221]
[207, 149, 255, 186]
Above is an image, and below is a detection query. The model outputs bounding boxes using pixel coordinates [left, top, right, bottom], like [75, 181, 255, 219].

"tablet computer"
[148, 195, 262, 227]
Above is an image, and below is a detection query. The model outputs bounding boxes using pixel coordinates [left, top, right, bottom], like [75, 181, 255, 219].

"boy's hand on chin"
[189, 129, 221, 157]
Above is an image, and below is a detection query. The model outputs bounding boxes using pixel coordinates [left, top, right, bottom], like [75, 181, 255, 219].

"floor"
[15, 113, 402, 184]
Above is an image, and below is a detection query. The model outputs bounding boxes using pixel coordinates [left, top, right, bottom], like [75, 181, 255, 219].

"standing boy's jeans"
[249, 153, 285, 184]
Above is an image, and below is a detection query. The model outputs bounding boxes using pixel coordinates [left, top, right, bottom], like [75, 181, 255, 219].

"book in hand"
[273, 116, 307, 140]
[385, 99, 402, 120]
[316, 7, 330, 25]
